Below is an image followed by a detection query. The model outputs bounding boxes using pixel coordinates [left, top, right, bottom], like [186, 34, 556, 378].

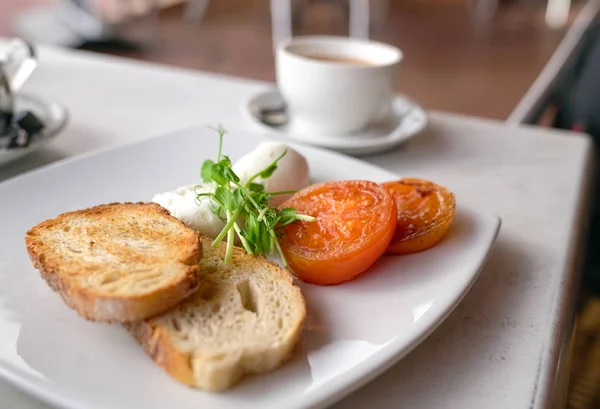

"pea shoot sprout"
[196, 124, 315, 267]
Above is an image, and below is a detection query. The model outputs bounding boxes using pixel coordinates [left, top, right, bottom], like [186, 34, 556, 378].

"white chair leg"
[546, 0, 572, 28]
[349, 0, 370, 40]
[183, 0, 211, 23]
[467, 0, 499, 39]
[135, 0, 161, 48]
[270, 0, 293, 52]
[370, 0, 389, 36]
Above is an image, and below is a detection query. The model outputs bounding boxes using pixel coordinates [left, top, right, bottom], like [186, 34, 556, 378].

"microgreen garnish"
[197, 124, 315, 267]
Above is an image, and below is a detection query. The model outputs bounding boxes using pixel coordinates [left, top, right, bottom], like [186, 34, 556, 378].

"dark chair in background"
[509, 4, 600, 407]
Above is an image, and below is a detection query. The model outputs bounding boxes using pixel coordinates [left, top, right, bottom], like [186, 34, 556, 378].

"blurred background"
[0, 0, 589, 121]
[4, 1, 600, 408]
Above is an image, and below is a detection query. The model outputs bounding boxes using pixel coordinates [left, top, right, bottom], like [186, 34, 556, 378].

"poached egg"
[152, 141, 310, 239]
[233, 141, 310, 207]
[152, 184, 227, 238]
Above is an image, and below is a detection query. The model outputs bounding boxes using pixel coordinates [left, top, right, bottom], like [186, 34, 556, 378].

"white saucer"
[244, 88, 428, 156]
[0, 94, 68, 167]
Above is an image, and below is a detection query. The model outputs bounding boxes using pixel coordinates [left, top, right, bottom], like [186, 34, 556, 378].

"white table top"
[0, 45, 594, 409]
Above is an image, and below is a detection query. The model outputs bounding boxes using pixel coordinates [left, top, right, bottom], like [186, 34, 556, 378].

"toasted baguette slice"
[125, 235, 306, 391]
[25, 202, 202, 323]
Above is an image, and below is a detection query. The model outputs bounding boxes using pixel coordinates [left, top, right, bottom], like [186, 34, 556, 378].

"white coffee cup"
[275, 36, 402, 135]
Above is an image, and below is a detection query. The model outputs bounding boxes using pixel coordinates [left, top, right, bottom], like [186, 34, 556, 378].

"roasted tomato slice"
[383, 178, 456, 254]
[278, 180, 397, 285]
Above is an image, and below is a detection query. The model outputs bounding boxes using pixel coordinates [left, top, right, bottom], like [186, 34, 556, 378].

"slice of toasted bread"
[25, 202, 202, 323]
[125, 235, 306, 391]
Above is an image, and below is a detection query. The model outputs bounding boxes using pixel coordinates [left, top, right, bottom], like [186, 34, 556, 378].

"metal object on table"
[258, 107, 288, 127]
[249, 99, 288, 127]
[0, 111, 45, 151]
[0, 38, 45, 152]
[0, 94, 68, 167]
[0, 38, 37, 115]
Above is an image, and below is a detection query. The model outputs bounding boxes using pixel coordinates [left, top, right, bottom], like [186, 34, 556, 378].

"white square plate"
[0, 126, 500, 409]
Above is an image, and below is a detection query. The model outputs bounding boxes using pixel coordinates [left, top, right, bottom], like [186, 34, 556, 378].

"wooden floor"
[0, 0, 581, 120]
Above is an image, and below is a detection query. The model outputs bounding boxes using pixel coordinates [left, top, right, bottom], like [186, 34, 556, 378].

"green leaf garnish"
[197, 126, 315, 267]
[214, 186, 235, 210]
[249, 183, 265, 193]
[233, 188, 244, 207]
[219, 155, 232, 168]
[223, 167, 240, 184]
[200, 160, 215, 183]
[247, 149, 288, 184]
[278, 208, 298, 226]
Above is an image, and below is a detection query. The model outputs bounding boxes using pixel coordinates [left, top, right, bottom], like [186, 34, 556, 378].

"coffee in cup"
[275, 36, 402, 135]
